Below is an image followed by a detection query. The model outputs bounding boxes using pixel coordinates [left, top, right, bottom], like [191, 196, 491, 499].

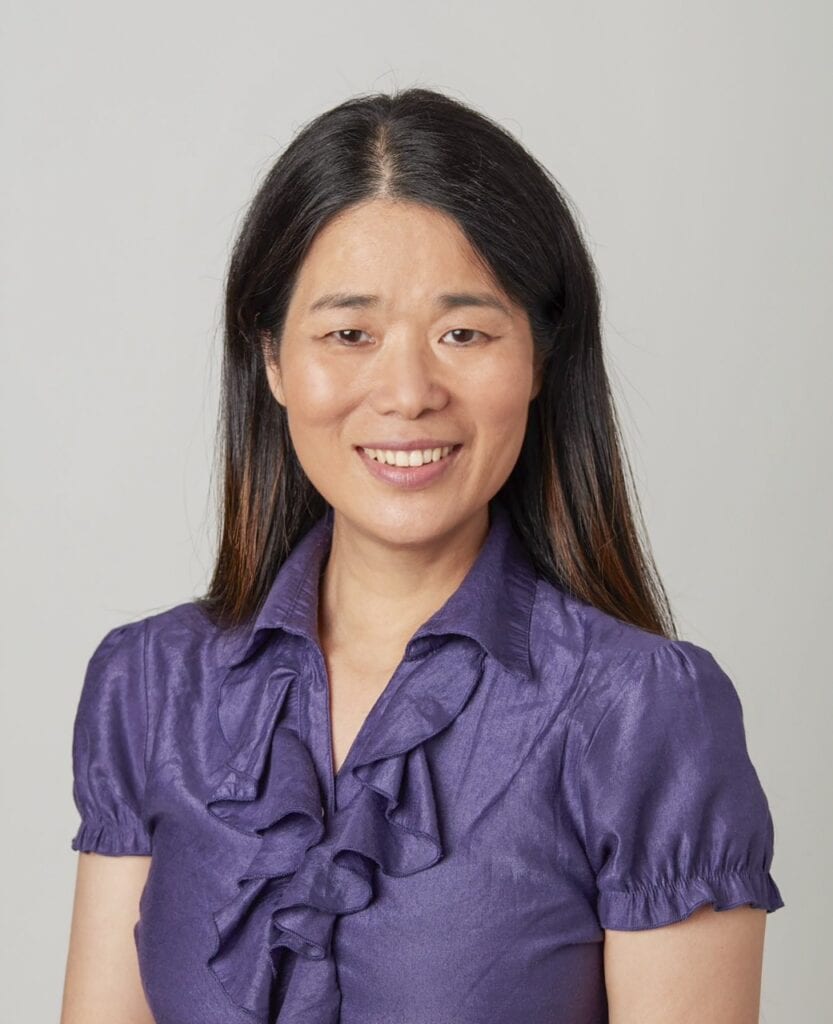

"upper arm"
[604, 904, 767, 1023]
[61, 852, 155, 1024]
[62, 620, 155, 1021]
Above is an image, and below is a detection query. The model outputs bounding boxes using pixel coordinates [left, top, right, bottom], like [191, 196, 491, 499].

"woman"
[61, 87, 785, 1023]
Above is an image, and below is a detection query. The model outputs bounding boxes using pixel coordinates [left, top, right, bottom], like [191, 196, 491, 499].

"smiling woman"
[62, 86, 784, 1024]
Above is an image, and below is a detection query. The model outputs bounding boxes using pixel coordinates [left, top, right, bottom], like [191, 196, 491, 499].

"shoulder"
[529, 575, 672, 684]
[529, 576, 668, 659]
[89, 599, 233, 695]
[528, 576, 735, 737]
[142, 599, 225, 655]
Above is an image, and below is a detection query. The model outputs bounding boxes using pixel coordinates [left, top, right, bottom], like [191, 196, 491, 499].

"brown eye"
[441, 328, 490, 345]
[327, 329, 370, 345]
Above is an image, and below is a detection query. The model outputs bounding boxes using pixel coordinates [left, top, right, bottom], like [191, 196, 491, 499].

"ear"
[260, 332, 286, 407]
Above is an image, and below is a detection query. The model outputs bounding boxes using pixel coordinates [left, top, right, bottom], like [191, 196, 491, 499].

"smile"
[358, 445, 457, 467]
[355, 444, 463, 490]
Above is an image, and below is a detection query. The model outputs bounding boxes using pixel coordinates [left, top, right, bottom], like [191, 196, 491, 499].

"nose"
[368, 331, 449, 418]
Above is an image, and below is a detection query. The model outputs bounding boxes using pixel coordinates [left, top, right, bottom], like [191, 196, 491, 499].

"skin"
[603, 904, 768, 1023]
[61, 853, 153, 1023]
[61, 196, 768, 1021]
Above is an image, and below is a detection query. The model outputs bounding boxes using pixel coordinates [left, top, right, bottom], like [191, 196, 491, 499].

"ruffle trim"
[70, 817, 152, 856]
[204, 641, 487, 1023]
[598, 868, 785, 931]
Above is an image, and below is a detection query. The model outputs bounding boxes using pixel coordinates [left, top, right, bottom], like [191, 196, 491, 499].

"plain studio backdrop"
[1, 0, 829, 1019]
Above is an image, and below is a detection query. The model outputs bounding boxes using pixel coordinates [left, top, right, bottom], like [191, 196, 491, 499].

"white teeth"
[361, 445, 455, 467]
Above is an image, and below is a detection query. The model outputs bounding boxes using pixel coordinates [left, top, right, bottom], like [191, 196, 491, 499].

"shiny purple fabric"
[69, 497, 785, 1023]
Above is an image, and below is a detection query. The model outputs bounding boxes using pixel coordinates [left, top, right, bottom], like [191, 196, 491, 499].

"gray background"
[2, 0, 828, 1019]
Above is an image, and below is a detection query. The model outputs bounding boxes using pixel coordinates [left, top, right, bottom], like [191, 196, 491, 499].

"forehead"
[291, 199, 501, 309]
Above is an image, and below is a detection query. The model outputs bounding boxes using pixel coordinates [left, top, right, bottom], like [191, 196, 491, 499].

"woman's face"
[264, 198, 542, 543]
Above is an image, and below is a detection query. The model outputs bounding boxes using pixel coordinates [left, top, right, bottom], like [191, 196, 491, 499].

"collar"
[219, 496, 538, 679]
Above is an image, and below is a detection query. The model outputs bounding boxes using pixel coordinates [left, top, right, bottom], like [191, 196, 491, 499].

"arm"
[61, 852, 155, 1024]
[604, 904, 767, 1023]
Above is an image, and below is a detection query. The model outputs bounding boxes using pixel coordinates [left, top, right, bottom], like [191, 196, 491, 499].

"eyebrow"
[307, 291, 512, 317]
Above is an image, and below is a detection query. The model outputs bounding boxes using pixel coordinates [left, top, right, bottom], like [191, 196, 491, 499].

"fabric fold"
[203, 638, 488, 1023]
[597, 868, 785, 931]
[70, 817, 152, 856]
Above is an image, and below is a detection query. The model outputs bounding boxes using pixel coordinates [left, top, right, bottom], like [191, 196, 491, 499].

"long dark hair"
[196, 87, 678, 640]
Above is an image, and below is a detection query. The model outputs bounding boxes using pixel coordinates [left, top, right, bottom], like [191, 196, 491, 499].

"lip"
[355, 443, 463, 490]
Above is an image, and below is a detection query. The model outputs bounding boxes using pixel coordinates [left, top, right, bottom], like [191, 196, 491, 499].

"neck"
[317, 506, 490, 661]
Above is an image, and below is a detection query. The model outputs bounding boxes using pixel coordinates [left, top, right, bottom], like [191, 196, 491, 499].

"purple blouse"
[69, 498, 785, 1023]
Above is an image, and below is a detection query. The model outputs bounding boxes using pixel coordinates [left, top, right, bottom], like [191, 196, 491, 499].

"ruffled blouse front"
[69, 498, 785, 1024]
[204, 630, 488, 1021]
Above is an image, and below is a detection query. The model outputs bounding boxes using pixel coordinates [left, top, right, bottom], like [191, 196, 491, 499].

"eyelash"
[325, 328, 491, 347]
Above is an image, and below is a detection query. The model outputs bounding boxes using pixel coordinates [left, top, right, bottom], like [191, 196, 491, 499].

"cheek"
[283, 355, 351, 424]
[466, 362, 533, 436]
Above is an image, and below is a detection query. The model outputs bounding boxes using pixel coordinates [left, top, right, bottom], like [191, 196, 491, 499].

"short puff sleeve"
[579, 639, 784, 929]
[70, 619, 152, 856]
